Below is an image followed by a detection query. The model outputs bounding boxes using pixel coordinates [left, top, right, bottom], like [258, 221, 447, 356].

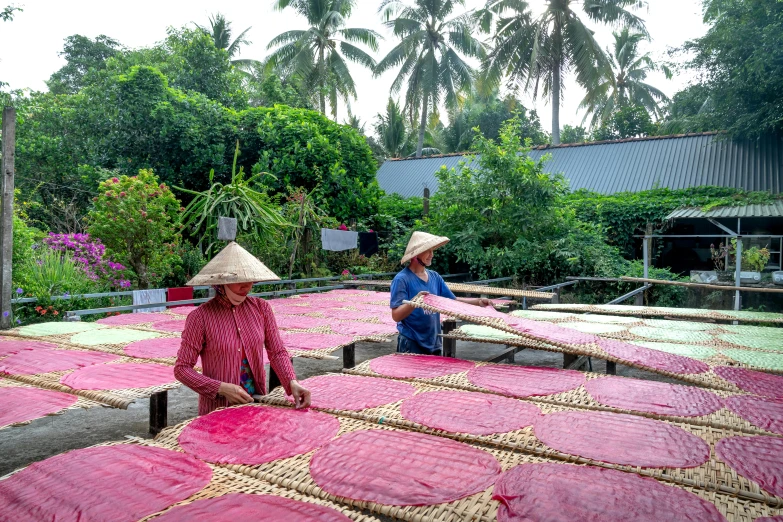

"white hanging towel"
[321, 228, 358, 251]
[132, 289, 167, 313]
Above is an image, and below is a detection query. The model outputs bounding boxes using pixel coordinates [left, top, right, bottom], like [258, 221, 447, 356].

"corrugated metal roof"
[666, 201, 783, 220]
[376, 133, 783, 198]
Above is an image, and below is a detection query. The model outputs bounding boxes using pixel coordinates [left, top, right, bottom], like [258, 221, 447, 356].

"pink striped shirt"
[175, 294, 297, 415]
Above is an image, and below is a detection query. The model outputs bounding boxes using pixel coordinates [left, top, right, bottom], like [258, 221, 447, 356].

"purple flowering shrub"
[42, 233, 132, 289]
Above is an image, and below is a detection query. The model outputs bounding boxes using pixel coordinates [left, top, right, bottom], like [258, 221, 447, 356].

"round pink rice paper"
[280, 332, 355, 351]
[0, 348, 119, 376]
[123, 337, 182, 359]
[401, 390, 540, 435]
[310, 429, 501, 505]
[369, 354, 475, 378]
[151, 319, 187, 333]
[714, 366, 783, 399]
[329, 321, 397, 337]
[60, 362, 174, 390]
[286, 374, 415, 410]
[716, 435, 783, 497]
[273, 315, 330, 330]
[316, 309, 377, 321]
[535, 410, 710, 468]
[597, 338, 709, 374]
[421, 293, 509, 320]
[152, 493, 352, 522]
[468, 365, 585, 398]
[0, 445, 212, 522]
[168, 305, 198, 316]
[96, 313, 171, 325]
[178, 405, 340, 465]
[493, 463, 727, 522]
[0, 387, 78, 427]
[0, 339, 58, 357]
[723, 395, 783, 435]
[585, 375, 723, 417]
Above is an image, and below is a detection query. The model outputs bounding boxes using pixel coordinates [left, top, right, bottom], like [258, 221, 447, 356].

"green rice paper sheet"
[721, 349, 783, 371]
[561, 322, 628, 335]
[509, 310, 576, 321]
[628, 327, 713, 343]
[70, 329, 162, 347]
[644, 319, 716, 331]
[576, 315, 639, 324]
[459, 324, 520, 341]
[630, 341, 719, 360]
[718, 335, 783, 352]
[16, 322, 105, 337]
[720, 324, 783, 339]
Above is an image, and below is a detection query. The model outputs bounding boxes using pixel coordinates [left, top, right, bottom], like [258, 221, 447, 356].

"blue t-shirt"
[390, 267, 456, 352]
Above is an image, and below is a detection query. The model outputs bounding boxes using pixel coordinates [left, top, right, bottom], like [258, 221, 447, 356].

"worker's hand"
[289, 380, 311, 409]
[476, 298, 491, 307]
[218, 382, 253, 405]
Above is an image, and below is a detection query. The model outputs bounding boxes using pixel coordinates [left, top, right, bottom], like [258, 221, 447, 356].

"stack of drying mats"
[0, 289, 397, 429]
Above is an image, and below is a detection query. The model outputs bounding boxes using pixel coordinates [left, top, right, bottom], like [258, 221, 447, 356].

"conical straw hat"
[400, 231, 450, 265]
[186, 242, 280, 286]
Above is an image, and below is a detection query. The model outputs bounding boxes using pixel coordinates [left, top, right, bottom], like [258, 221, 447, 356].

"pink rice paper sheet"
[0, 348, 119, 376]
[0, 444, 212, 522]
[152, 494, 353, 522]
[316, 309, 379, 322]
[723, 395, 783, 435]
[123, 337, 182, 359]
[584, 375, 724, 417]
[96, 313, 171, 326]
[467, 365, 585, 398]
[714, 366, 783, 399]
[280, 332, 355, 352]
[168, 306, 198, 316]
[0, 386, 78, 428]
[267, 305, 316, 316]
[493, 463, 727, 522]
[60, 362, 176, 390]
[286, 374, 416, 410]
[715, 435, 783, 497]
[273, 315, 331, 330]
[0, 339, 58, 357]
[535, 410, 711, 468]
[328, 321, 398, 337]
[420, 293, 510, 320]
[150, 320, 187, 333]
[369, 354, 475, 379]
[597, 338, 710, 375]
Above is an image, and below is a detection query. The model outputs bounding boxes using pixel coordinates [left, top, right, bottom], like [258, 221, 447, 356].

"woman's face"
[225, 282, 253, 296]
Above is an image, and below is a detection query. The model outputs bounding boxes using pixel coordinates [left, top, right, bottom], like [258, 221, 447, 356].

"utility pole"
[1, 107, 16, 329]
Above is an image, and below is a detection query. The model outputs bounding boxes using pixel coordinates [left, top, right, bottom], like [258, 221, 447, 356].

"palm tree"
[198, 13, 257, 69]
[267, 0, 381, 118]
[480, 0, 648, 144]
[579, 27, 671, 128]
[374, 98, 411, 158]
[375, 0, 485, 157]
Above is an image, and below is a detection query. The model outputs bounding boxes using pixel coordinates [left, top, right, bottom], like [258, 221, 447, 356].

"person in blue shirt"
[390, 232, 490, 355]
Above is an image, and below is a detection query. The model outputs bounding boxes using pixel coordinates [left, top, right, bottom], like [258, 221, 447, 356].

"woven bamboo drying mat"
[259, 382, 783, 507]
[1, 357, 181, 409]
[152, 403, 782, 520]
[0, 377, 105, 430]
[408, 294, 750, 391]
[533, 303, 783, 325]
[343, 358, 773, 436]
[342, 279, 554, 300]
[447, 326, 783, 376]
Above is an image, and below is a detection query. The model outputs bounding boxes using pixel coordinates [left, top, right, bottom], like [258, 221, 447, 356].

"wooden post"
[422, 188, 430, 217]
[552, 288, 561, 304]
[634, 291, 644, 306]
[149, 391, 168, 435]
[0, 108, 15, 330]
[343, 343, 356, 369]
[606, 361, 617, 375]
[442, 320, 457, 357]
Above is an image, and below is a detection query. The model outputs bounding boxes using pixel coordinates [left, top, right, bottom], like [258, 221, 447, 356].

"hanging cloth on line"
[321, 229, 358, 252]
[132, 289, 167, 313]
[359, 232, 379, 257]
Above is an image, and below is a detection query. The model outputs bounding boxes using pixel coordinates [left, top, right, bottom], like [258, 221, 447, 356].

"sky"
[0, 0, 709, 135]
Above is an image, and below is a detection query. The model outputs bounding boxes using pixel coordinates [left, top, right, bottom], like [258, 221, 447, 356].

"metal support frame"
[442, 320, 458, 358]
[483, 345, 524, 364]
[607, 284, 651, 305]
[343, 343, 356, 369]
[149, 391, 167, 435]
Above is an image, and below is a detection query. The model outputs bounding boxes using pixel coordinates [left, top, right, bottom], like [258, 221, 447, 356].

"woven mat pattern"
[152, 402, 783, 519]
[0, 377, 104, 429]
[533, 303, 783, 325]
[343, 359, 773, 436]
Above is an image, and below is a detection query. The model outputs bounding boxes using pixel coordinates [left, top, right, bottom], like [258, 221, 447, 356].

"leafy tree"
[244, 66, 315, 109]
[579, 27, 671, 129]
[1, 4, 21, 21]
[681, 0, 783, 139]
[560, 124, 587, 144]
[374, 97, 411, 158]
[197, 13, 257, 69]
[659, 83, 720, 135]
[375, 0, 484, 157]
[480, 0, 648, 144]
[267, 0, 380, 118]
[236, 105, 381, 221]
[87, 170, 182, 289]
[590, 104, 655, 140]
[47, 35, 122, 95]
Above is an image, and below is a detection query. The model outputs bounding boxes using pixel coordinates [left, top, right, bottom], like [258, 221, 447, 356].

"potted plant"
[741, 245, 771, 283]
[709, 242, 733, 282]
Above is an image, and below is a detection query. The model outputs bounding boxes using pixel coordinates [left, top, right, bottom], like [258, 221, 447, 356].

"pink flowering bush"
[42, 233, 131, 289]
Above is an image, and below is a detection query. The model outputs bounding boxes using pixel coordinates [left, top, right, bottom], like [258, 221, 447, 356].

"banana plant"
[176, 141, 290, 258]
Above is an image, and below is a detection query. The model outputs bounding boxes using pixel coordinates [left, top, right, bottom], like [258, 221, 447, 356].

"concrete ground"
[0, 336, 679, 476]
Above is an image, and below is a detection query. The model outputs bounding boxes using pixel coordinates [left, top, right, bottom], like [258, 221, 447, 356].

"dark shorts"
[396, 333, 442, 356]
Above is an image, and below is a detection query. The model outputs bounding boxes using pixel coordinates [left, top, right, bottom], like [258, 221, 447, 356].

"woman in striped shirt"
[175, 242, 311, 415]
